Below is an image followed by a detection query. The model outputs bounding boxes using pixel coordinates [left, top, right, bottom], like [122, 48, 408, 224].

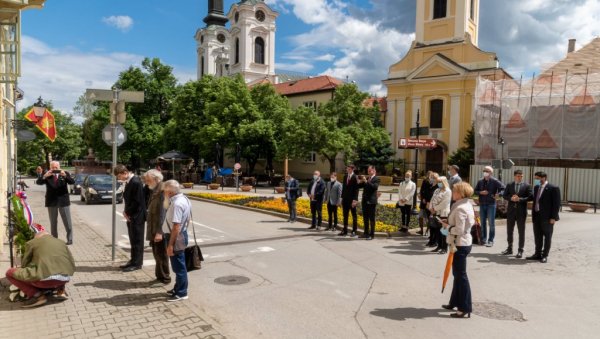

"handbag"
[184, 209, 204, 271]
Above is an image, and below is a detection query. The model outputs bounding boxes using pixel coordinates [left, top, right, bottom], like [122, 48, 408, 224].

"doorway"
[426, 145, 445, 174]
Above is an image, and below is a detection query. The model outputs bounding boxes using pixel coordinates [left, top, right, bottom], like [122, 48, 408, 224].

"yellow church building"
[383, 0, 510, 175]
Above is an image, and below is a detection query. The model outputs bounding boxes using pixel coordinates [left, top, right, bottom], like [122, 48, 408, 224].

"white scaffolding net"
[474, 70, 600, 163]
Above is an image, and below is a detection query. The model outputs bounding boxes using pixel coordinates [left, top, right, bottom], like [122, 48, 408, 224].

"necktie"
[347, 175, 350, 185]
[535, 186, 542, 212]
[515, 183, 520, 194]
[54, 174, 58, 185]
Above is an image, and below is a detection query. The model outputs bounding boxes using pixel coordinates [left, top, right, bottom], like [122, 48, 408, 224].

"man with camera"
[36, 162, 75, 245]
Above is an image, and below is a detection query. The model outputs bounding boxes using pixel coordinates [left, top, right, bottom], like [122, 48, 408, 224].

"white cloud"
[275, 61, 314, 73]
[102, 15, 134, 32]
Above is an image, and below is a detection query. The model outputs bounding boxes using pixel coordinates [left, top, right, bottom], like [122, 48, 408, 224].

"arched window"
[235, 38, 240, 64]
[201, 56, 205, 77]
[430, 99, 443, 129]
[255, 37, 265, 64]
[433, 0, 447, 19]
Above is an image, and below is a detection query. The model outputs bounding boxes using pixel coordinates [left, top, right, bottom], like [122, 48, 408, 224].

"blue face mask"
[440, 228, 449, 236]
[437, 183, 443, 188]
[534, 179, 541, 186]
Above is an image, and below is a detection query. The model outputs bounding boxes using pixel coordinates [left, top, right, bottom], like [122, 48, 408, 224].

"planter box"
[241, 185, 253, 192]
[208, 183, 220, 190]
[182, 183, 194, 189]
[569, 203, 590, 213]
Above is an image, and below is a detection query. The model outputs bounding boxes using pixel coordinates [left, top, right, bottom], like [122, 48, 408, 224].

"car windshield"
[89, 176, 112, 185]
[75, 174, 86, 182]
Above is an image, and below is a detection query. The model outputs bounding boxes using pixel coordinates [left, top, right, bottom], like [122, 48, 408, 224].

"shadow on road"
[74, 279, 147, 291]
[469, 252, 529, 266]
[75, 265, 121, 273]
[370, 307, 446, 320]
[87, 292, 166, 307]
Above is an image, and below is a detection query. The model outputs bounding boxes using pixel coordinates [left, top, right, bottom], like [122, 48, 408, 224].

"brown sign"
[398, 138, 437, 149]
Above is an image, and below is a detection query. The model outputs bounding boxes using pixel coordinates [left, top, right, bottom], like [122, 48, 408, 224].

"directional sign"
[410, 126, 430, 137]
[102, 124, 127, 147]
[398, 138, 437, 149]
[86, 89, 145, 103]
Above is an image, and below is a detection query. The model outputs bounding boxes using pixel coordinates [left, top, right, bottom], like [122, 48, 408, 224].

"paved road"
[32, 181, 600, 339]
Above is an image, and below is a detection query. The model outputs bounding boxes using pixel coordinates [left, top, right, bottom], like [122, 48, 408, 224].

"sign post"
[86, 88, 144, 261]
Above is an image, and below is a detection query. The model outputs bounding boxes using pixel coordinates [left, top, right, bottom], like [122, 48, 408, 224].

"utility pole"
[412, 109, 420, 212]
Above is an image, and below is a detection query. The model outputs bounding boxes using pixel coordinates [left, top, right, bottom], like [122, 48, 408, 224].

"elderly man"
[307, 170, 325, 230]
[474, 166, 505, 247]
[162, 180, 192, 301]
[5, 224, 75, 308]
[36, 161, 75, 244]
[144, 169, 170, 284]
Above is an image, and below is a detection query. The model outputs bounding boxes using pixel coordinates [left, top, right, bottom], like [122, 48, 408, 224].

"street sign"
[410, 126, 430, 137]
[492, 159, 515, 169]
[398, 138, 437, 149]
[102, 124, 127, 147]
[86, 89, 145, 103]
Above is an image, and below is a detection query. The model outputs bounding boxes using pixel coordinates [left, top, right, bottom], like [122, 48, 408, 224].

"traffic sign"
[398, 138, 437, 149]
[102, 124, 127, 147]
[410, 126, 430, 137]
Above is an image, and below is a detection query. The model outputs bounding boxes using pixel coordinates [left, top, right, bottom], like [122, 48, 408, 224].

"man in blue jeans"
[474, 166, 505, 247]
[161, 180, 191, 301]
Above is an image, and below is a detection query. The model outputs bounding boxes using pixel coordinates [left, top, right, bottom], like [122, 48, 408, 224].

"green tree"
[16, 103, 84, 174]
[448, 123, 475, 180]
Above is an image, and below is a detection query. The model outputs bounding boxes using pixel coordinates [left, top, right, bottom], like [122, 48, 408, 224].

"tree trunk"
[324, 154, 336, 174]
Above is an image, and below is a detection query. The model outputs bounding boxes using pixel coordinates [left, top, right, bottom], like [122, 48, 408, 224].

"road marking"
[250, 246, 275, 253]
[335, 289, 351, 299]
[192, 221, 228, 234]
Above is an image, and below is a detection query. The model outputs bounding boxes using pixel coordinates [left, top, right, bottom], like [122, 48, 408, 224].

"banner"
[25, 107, 57, 142]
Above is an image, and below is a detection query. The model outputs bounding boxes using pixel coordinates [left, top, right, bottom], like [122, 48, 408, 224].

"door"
[426, 145, 445, 174]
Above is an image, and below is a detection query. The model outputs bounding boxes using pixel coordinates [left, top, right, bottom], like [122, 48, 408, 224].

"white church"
[195, 0, 278, 84]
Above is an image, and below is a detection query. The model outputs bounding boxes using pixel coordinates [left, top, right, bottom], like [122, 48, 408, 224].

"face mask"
[405, 177, 410, 182]
[313, 175, 319, 181]
[437, 183, 443, 188]
[483, 172, 490, 178]
[534, 179, 541, 186]
[440, 227, 449, 236]
[447, 171, 452, 176]
[429, 177, 435, 183]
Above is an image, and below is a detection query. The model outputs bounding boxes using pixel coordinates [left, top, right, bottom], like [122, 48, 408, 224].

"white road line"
[250, 246, 275, 253]
[192, 221, 228, 235]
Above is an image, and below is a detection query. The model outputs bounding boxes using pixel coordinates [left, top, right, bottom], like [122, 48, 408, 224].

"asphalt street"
[25, 182, 600, 339]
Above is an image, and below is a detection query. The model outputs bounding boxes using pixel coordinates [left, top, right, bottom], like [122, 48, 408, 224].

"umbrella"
[441, 251, 454, 293]
[156, 150, 192, 175]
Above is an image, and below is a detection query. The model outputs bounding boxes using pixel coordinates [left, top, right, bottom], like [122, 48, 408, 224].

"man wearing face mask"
[527, 171, 560, 263]
[419, 171, 437, 239]
[501, 169, 533, 258]
[447, 165, 462, 191]
[324, 173, 343, 231]
[474, 166, 505, 247]
[307, 171, 326, 230]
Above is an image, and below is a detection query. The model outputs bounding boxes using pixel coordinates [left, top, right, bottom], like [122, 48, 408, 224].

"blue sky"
[18, 0, 600, 116]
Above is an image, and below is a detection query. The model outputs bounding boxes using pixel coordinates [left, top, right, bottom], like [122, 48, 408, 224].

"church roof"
[364, 97, 388, 112]
[273, 75, 343, 96]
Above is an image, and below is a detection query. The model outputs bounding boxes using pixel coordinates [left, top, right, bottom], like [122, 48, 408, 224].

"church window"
[255, 37, 265, 64]
[256, 10, 265, 22]
[201, 56, 205, 77]
[217, 33, 226, 43]
[235, 12, 239, 23]
[433, 0, 447, 19]
[470, 0, 475, 20]
[235, 38, 240, 64]
[430, 99, 444, 129]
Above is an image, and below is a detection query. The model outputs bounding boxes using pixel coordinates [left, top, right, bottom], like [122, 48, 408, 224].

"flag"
[25, 107, 57, 142]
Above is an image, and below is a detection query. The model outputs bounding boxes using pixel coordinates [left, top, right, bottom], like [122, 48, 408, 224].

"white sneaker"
[167, 294, 188, 302]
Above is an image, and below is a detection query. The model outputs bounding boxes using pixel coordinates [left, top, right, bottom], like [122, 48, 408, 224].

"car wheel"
[85, 194, 91, 205]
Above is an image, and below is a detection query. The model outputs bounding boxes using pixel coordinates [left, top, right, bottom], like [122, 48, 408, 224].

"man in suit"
[340, 164, 359, 237]
[36, 162, 75, 245]
[284, 174, 299, 223]
[501, 169, 533, 258]
[358, 165, 380, 240]
[307, 170, 326, 230]
[447, 165, 462, 190]
[324, 172, 343, 231]
[527, 171, 560, 263]
[114, 164, 147, 272]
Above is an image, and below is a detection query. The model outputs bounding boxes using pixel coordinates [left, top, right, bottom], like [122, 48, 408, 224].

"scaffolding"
[474, 69, 600, 164]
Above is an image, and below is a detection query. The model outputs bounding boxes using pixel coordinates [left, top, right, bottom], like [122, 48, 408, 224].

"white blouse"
[397, 180, 416, 206]
[430, 188, 451, 217]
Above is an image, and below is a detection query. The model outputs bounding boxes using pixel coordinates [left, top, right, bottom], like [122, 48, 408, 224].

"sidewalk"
[0, 189, 226, 339]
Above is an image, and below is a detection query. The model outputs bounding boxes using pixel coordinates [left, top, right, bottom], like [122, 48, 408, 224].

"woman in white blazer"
[441, 182, 475, 318]
[429, 176, 451, 254]
[397, 170, 416, 232]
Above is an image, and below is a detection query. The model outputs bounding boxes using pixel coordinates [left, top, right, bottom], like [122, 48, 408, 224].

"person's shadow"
[87, 292, 166, 307]
[370, 307, 446, 321]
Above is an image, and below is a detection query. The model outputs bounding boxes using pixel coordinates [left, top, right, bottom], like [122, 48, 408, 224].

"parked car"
[80, 174, 123, 204]
[70, 174, 87, 195]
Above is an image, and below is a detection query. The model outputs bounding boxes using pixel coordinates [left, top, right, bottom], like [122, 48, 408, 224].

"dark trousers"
[342, 201, 358, 233]
[533, 218, 554, 257]
[448, 245, 472, 313]
[437, 228, 448, 250]
[400, 205, 412, 227]
[506, 210, 526, 251]
[286, 199, 297, 221]
[151, 238, 171, 283]
[362, 203, 376, 238]
[127, 221, 145, 267]
[310, 200, 323, 226]
[327, 203, 338, 228]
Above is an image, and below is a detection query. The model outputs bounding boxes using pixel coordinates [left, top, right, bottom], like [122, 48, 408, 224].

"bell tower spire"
[203, 0, 228, 27]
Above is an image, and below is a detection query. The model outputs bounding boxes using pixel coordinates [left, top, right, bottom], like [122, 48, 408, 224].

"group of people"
[284, 164, 381, 240]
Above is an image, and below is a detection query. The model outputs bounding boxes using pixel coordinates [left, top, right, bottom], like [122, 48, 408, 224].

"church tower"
[415, 0, 479, 46]
[195, 0, 230, 79]
[227, 0, 278, 83]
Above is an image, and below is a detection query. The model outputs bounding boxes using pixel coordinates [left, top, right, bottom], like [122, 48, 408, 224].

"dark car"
[80, 174, 123, 204]
[70, 174, 87, 195]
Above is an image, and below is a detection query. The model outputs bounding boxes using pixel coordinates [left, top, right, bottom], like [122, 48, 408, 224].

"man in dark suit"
[307, 171, 325, 230]
[36, 162, 75, 245]
[340, 164, 359, 237]
[358, 165, 380, 240]
[114, 164, 147, 272]
[284, 174, 299, 223]
[527, 171, 560, 263]
[501, 169, 533, 258]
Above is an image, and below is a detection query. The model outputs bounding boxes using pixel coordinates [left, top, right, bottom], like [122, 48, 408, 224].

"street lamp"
[31, 96, 47, 121]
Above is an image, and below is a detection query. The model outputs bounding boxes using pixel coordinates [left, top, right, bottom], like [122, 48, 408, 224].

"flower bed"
[189, 193, 402, 233]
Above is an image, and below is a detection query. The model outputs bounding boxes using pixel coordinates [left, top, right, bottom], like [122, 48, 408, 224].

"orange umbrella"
[441, 251, 454, 293]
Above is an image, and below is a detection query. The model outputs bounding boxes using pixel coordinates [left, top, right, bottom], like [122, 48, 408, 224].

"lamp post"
[412, 109, 421, 213]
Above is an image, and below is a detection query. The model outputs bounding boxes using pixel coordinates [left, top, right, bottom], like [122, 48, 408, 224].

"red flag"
[25, 107, 57, 142]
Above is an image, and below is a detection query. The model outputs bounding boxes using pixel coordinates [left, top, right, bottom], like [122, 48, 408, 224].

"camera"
[52, 170, 61, 174]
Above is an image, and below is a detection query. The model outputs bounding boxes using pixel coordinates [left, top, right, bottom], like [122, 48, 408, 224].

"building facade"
[383, 0, 510, 175]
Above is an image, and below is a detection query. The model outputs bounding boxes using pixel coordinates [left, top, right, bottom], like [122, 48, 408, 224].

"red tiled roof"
[364, 97, 387, 112]
[273, 75, 343, 96]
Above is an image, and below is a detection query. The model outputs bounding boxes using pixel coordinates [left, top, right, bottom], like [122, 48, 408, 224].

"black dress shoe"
[430, 247, 441, 253]
[308, 226, 316, 229]
[540, 257, 548, 263]
[501, 248, 513, 255]
[337, 231, 347, 236]
[515, 250, 523, 259]
[122, 265, 142, 272]
[442, 304, 454, 310]
[526, 255, 542, 260]
[119, 261, 133, 269]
